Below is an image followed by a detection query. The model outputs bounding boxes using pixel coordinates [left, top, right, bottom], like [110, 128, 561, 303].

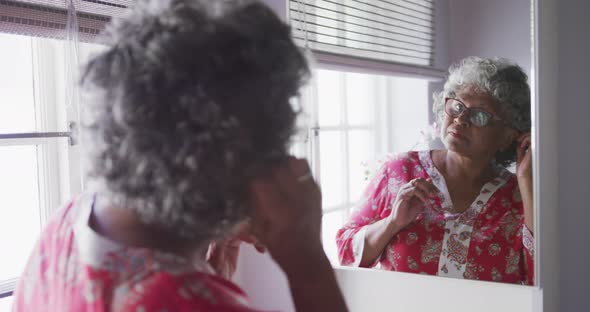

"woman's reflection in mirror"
[337, 57, 534, 285]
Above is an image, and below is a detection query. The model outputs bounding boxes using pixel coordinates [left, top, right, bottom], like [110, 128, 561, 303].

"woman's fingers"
[411, 187, 429, 204]
[247, 157, 322, 260]
[517, 143, 530, 165]
[414, 178, 439, 197]
[206, 240, 239, 279]
[516, 133, 532, 165]
[248, 177, 282, 240]
[517, 134, 531, 156]
[517, 132, 531, 144]
[222, 218, 268, 254]
[232, 235, 267, 253]
[253, 243, 267, 253]
[516, 133, 533, 184]
[398, 183, 428, 204]
[289, 158, 321, 206]
[261, 157, 319, 210]
[405, 178, 439, 197]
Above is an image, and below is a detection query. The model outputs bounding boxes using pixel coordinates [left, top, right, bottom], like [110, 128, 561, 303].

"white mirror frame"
[533, 0, 559, 311]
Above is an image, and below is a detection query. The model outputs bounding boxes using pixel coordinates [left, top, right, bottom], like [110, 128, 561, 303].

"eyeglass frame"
[444, 97, 509, 127]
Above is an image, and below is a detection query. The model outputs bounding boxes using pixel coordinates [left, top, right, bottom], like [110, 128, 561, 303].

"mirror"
[300, 0, 536, 287]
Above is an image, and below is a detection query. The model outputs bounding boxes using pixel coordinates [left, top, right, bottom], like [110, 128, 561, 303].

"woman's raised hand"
[248, 157, 324, 270]
[206, 221, 266, 280]
[388, 178, 439, 229]
[516, 133, 533, 187]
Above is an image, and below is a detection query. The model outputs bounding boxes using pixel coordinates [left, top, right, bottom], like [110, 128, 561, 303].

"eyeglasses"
[444, 98, 505, 127]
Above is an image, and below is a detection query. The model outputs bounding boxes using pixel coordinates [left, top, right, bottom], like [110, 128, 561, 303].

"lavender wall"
[448, 0, 531, 74]
[556, 0, 590, 310]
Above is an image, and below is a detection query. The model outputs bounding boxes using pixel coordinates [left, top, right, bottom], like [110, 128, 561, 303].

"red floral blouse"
[12, 194, 267, 312]
[336, 151, 534, 285]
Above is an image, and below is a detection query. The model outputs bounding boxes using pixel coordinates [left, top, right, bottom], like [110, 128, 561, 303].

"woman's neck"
[89, 195, 207, 262]
[435, 150, 497, 186]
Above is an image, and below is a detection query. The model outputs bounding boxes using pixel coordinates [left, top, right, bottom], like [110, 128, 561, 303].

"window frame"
[297, 61, 442, 264]
[310, 69, 377, 216]
[0, 34, 86, 299]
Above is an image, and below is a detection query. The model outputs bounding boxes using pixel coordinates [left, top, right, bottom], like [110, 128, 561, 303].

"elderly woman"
[12, 0, 347, 311]
[336, 57, 534, 285]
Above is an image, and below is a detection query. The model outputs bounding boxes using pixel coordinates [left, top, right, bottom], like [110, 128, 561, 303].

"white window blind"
[289, 0, 435, 67]
[0, 0, 131, 42]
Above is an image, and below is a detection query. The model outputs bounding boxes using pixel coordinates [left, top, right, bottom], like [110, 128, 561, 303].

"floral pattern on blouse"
[12, 193, 268, 312]
[336, 151, 534, 285]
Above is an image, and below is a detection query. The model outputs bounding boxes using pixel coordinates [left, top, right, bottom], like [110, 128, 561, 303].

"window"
[286, 0, 442, 266]
[0, 1, 122, 307]
[0, 296, 13, 310]
[293, 68, 431, 264]
[0, 32, 105, 303]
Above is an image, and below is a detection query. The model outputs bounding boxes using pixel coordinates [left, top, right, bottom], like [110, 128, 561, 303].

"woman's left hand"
[516, 133, 533, 187]
[206, 222, 266, 280]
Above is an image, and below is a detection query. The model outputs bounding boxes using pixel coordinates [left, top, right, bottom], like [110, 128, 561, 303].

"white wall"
[429, 0, 531, 148]
[433, 0, 450, 71]
[234, 246, 294, 311]
[555, 0, 590, 310]
[448, 0, 531, 74]
[428, 0, 449, 148]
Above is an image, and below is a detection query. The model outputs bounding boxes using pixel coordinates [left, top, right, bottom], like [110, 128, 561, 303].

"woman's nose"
[454, 110, 471, 127]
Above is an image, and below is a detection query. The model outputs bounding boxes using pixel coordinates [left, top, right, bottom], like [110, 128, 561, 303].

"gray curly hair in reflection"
[433, 57, 531, 167]
[81, 0, 309, 240]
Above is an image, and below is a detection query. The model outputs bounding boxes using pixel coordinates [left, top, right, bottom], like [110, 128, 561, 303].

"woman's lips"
[449, 131, 467, 140]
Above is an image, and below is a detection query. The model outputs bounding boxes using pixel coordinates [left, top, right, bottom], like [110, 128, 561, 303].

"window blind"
[0, 0, 131, 42]
[290, 0, 435, 67]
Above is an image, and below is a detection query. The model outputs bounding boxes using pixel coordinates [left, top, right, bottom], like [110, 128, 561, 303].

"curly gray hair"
[433, 57, 531, 167]
[81, 0, 309, 241]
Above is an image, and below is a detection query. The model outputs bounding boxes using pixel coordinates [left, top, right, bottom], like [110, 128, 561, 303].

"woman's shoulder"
[485, 168, 523, 210]
[380, 150, 428, 170]
[497, 168, 522, 196]
[496, 167, 519, 188]
[372, 150, 430, 182]
[115, 270, 256, 311]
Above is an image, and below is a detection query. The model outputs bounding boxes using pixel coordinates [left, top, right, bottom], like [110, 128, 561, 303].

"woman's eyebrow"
[457, 96, 494, 110]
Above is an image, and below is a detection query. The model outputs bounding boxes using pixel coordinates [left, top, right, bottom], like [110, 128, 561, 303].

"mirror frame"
[239, 1, 558, 311]
[323, 0, 552, 309]
[333, 0, 561, 311]
[533, 0, 559, 310]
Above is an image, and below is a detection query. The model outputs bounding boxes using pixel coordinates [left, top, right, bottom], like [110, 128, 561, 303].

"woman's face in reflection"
[440, 86, 516, 160]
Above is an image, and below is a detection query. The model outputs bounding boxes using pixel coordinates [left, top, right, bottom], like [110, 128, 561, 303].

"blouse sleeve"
[336, 157, 409, 267]
[521, 224, 535, 285]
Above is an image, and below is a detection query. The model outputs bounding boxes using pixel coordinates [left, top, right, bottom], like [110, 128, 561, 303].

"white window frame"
[0, 35, 86, 299]
[295, 59, 443, 264]
[305, 68, 380, 217]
